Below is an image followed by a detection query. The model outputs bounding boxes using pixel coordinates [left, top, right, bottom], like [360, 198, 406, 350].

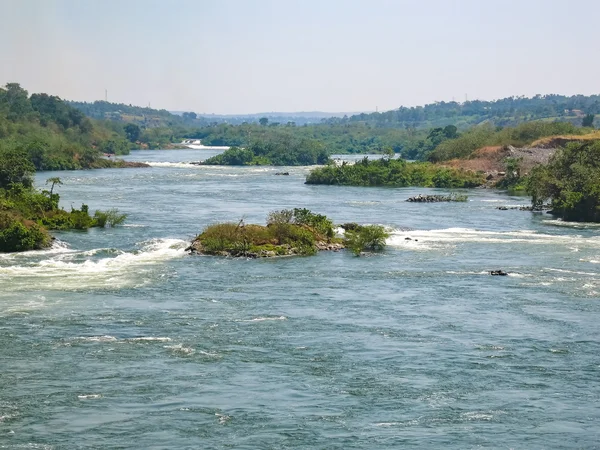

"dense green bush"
[527, 141, 600, 221]
[306, 157, 484, 187]
[267, 208, 334, 239]
[203, 136, 330, 166]
[0, 218, 50, 252]
[93, 209, 128, 227]
[194, 209, 336, 257]
[343, 224, 389, 256]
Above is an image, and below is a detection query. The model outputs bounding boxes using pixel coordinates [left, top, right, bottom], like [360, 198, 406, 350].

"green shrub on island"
[527, 141, 600, 222]
[305, 157, 484, 188]
[93, 208, 128, 228]
[202, 136, 330, 166]
[343, 224, 389, 256]
[189, 209, 341, 257]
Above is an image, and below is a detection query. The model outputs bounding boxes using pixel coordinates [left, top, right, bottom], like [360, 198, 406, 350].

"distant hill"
[72, 94, 600, 131]
[325, 94, 600, 129]
[67, 100, 197, 128]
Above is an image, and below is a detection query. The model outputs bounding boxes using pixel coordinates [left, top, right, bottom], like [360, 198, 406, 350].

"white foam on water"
[0, 238, 188, 291]
[544, 268, 598, 276]
[0, 240, 74, 261]
[164, 344, 194, 354]
[75, 335, 118, 342]
[580, 258, 600, 264]
[145, 161, 199, 168]
[197, 350, 220, 357]
[543, 219, 600, 229]
[215, 413, 231, 424]
[241, 316, 287, 322]
[128, 337, 172, 342]
[461, 411, 494, 421]
[77, 394, 102, 400]
[386, 227, 600, 250]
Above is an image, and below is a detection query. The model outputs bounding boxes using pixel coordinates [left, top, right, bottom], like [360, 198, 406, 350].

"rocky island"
[187, 209, 389, 257]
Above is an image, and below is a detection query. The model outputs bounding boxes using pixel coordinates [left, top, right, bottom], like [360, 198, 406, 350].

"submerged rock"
[490, 270, 508, 276]
[406, 194, 468, 203]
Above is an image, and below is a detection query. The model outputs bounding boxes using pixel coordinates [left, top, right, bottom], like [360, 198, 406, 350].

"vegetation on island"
[341, 223, 389, 256]
[305, 156, 484, 188]
[188, 209, 339, 257]
[188, 208, 391, 257]
[527, 141, 600, 222]
[202, 136, 330, 166]
[0, 147, 126, 252]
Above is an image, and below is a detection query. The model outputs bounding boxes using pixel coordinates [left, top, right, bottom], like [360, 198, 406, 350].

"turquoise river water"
[1, 149, 599, 449]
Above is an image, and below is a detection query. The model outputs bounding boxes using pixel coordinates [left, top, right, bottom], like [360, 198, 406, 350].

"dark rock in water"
[275, 172, 290, 176]
[406, 194, 467, 203]
[405, 237, 412, 240]
[340, 222, 361, 231]
[490, 270, 508, 276]
[497, 204, 552, 211]
[119, 161, 151, 168]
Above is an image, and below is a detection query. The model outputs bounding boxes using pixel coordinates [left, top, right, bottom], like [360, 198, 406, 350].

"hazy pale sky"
[2, 0, 599, 114]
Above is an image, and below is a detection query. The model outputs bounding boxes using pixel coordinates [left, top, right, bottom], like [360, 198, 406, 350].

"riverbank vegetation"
[68, 93, 600, 159]
[527, 141, 600, 222]
[0, 83, 143, 171]
[0, 146, 126, 252]
[305, 157, 484, 188]
[427, 122, 584, 162]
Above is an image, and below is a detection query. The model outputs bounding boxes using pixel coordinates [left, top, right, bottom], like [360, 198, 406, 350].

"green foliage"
[124, 123, 141, 142]
[93, 209, 127, 227]
[428, 121, 582, 162]
[306, 157, 484, 188]
[526, 141, 600, 221]
[267, 208, 334, 239]
[0, 82, 138, 170]
[99, 139, 130, 155]
[0, 146, 35, 188]
[195, 209, 335, 257]
[582, 114, 595, 128]
[0, 213, 50, 252]
[496, 157, 525, 190]
[203, 136, 330, 166]
[343, 224, 389, 256]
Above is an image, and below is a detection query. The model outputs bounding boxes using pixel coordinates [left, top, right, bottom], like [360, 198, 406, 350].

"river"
[1, 149, 599, 449]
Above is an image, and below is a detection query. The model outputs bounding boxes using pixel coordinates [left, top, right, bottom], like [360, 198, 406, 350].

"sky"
[2, 0, 600, 114]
